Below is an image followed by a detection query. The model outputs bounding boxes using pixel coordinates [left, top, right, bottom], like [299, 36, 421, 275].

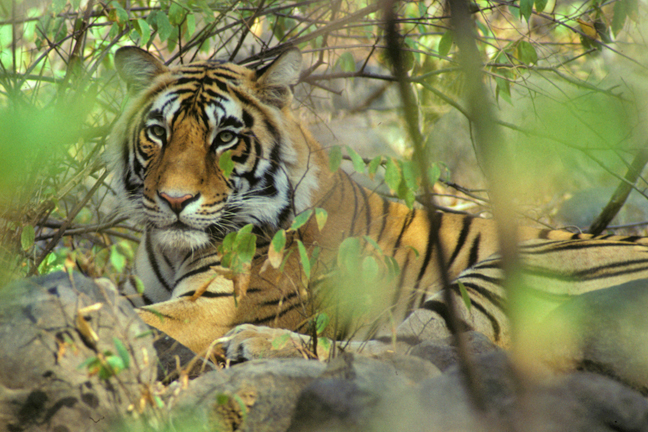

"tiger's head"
[110, 47, 326, 252]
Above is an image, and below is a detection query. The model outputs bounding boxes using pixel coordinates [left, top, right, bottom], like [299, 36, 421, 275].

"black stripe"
[259, 291, 299, 307]
[174, 264, 216, 286]
[523, 258, 648, 282]
[179, 291, 233, 298]
[247, 301, 302, 325]
[356, 185, 372, 236]
[414, 213, 438, 289]
[447, 216, 473, 268]
[524, 240, 647, 254]
[242, 109, 254, 128]
[392, 255, 411, 305]
[421, 300, 472, 334]
[460, 272, 504, 286]
[458, 281, 505, 310]
[467, 233, 481, 268]
[145, 234, 173, 292]
[394, 209, 415, 250]
[348, 176, 360, 236]
[376, 197, 390, 243]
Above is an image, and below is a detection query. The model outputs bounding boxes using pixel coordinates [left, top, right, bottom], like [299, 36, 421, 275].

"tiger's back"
[111, 46, 648, 354]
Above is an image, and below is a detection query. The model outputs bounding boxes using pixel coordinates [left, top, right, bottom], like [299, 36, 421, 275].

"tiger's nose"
[158, 191, 198, 215]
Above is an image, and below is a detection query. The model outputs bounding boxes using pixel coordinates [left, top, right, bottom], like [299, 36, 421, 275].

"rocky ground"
[2, 272, 648, 432]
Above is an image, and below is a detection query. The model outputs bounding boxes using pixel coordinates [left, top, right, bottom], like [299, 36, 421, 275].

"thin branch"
[588, 147, 648, 235]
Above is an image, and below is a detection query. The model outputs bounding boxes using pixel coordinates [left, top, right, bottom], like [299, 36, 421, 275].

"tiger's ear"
[115, 46, 168, 93]
[256, 48, 302, 108]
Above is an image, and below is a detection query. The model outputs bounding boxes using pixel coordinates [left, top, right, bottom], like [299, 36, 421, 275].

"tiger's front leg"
[137, 272, 241, 354]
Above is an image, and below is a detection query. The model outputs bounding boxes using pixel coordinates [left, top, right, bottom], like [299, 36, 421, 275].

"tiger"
[111, 45, 648, 356]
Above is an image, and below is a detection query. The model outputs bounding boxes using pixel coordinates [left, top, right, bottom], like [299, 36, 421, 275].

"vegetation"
[1, 0, 646, 302]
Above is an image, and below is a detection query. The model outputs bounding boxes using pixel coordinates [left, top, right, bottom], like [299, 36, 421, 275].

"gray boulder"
[371, 351, 648, 432]
[0, 272, 157, 432]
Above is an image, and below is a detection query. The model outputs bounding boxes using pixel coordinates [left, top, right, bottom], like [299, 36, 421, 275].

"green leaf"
[105, 354, 125, 374]
[156, 12, 174, 42]
[367, 156, 383, 179]
[399, 160, 417, 189]
[612, 0, 628, 36]
[154, 395, 164, 408]
[238, 224, 254, 235]
[234, 233, 256, 264]
[186, 13, 196, 36]
[345, 146, 365, 174]
[315, 208, 328, 231]
[291, 209, 313, 231]
[457, 281, 472, 312]
[135, 19, 150, 46]
[363, 235, 383, 255]
[495, 76, 512, 105]
[133, 276, 146, 294]
[428, 164, 441, 186]
[110, 246, 126, 273]
[108, 1, 128, 25]
[315, 313, 330, 335]
[143, 307, 165, 323]
[197, 0, 214, 23]
[337, 237, 362, 272]
[329, 146, 342, 173]
[534, 0, 548, 13]
[309, 246, 321, 271]
[21, 225, 35, 251]
[519, 0, 533, 22]
[438, 30, 453, 57]
[219, 150, 234, 179]
[113, 337, 131, 369]
[296, 240, 310, 280]
[384, 158, 401, 193]
[517, 41, 538, 65]
[337, 52, 356, 72]
[51, 0, 67, 14]
[384, 256, 400, 278]
[77, 355, 100, 371]
[361, 256, 380, 283]
[168, 2, 186, 26]
[406, 245, 420, 258]
[272, 229, 286, 253]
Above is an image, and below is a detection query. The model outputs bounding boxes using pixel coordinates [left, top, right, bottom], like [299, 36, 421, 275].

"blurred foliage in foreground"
[0, 0, 647, 288]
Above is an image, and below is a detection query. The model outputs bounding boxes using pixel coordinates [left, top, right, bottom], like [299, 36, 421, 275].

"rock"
[286, 352, 440, 432]
[516, 372, 648, 432]
[409, 330, 500, 371]
[0, 272, 157, 432]
[534, 279, 648, 393]
[371, 351, 648, 432]
[171, 358, 327, 432]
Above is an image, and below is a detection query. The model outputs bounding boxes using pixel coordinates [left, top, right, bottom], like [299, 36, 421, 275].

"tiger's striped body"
[111, 47, 648, 354]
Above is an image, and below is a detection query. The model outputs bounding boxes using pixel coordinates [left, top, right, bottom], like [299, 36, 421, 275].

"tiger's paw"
[220, 324, 314, 361]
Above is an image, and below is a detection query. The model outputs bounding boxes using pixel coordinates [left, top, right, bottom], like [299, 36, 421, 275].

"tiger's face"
[111, 47, 321, 252]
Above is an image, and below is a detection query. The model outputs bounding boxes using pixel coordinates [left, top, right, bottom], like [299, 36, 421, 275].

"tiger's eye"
[148, 125, 166, 139]
[218, 131, 235, 143]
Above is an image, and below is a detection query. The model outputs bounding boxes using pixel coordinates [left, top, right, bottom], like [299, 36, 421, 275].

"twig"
[588, 147, 648, 235]
[381, 0, 488, 414]
[28, 170, 109, 276]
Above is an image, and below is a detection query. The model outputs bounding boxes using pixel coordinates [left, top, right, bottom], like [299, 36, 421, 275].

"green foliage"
[438, 31, 454, 57]
[219, 150, 235, 179]
[218, 224, 257, 275]
[78, 337, 131, 380]
[0, 0, 645, 363]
